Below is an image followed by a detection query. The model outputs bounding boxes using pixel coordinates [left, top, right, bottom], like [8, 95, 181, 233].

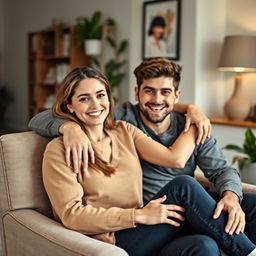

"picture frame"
[142, 0, 181, 60]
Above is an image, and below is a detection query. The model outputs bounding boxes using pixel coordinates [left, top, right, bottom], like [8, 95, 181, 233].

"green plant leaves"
[223, 128, 256, 170]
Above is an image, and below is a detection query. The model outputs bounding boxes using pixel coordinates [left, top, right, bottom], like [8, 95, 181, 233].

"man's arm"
[28, 109, 66, 137]
[196, 137, 244, 235]
[28, 102, 211, 172]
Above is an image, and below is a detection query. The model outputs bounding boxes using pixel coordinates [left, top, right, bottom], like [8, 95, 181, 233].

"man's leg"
[210, 191, 256, 244]
[158, 234, 220, 256]
[159, 176, 255, 256]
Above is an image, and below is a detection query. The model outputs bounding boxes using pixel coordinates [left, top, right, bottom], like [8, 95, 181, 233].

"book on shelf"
[56, 63, 69, 84]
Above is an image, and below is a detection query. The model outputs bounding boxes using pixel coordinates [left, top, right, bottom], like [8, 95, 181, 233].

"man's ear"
[174, 90, 181, 104]
[134, 87, 139, 101]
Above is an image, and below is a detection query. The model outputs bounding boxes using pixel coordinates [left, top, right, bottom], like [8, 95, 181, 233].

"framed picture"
[142, 0, 181, 60]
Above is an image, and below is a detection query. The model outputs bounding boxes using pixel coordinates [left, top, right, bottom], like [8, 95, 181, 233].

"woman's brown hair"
[52, 66, 116, 176]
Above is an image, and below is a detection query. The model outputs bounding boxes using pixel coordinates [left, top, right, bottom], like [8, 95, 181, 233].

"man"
[29, 57, 256, 253]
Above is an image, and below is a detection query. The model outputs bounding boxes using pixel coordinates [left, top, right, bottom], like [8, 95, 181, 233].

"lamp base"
[224, 74, 251, 121]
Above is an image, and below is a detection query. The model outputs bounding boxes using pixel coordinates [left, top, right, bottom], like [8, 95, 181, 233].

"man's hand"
[60, 121, 95, 173]
[184, 104, 212, 144]
[213, 191, 245, 235]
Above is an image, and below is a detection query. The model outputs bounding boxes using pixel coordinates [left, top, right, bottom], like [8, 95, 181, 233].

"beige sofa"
[0, 131, 255, 256]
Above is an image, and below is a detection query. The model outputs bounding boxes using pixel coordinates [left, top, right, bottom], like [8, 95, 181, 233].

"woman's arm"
[133, 124, 197, 169]
[173, 103, 211, 144]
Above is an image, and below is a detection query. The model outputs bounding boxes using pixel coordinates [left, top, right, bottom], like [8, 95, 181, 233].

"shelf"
[210, 117, 256, 129]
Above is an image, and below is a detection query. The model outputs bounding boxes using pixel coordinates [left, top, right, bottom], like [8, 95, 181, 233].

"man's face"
[135, 77, 180, 125]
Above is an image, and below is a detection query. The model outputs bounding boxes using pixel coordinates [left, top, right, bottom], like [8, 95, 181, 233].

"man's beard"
[139, 103, 171, 124]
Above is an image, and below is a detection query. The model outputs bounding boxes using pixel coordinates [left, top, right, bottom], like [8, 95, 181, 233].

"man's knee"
[193, 235, 220, 255]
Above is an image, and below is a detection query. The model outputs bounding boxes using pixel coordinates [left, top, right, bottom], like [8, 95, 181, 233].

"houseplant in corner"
[223, 128, 256, 184]
[74, 11, 115, 55]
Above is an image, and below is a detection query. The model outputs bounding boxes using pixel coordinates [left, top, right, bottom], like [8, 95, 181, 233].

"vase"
[84, 39, 101, 56]
[241, 163, 256, 185]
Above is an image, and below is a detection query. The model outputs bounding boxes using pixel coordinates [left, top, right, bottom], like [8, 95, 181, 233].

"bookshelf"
[27, 26, 89, 119]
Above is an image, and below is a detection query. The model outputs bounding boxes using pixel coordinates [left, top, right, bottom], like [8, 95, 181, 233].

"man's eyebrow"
[77, 90, 105, 97]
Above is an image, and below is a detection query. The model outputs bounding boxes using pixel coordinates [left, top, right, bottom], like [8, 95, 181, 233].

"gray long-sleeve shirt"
[29, 101, 242, 203]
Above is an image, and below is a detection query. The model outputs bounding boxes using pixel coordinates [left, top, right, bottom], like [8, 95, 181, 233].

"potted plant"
[74, 11, 115, 55]
[0, 85, 14, 122]
[91, 38, 128, 101]
[223, 128, 256, 184]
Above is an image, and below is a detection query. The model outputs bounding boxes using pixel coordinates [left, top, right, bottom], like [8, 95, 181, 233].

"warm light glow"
[234, 67, 245, 72]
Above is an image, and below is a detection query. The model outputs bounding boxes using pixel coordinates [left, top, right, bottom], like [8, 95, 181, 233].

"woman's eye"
[79, 97, 89, 102]
[98, 93, 106, 98]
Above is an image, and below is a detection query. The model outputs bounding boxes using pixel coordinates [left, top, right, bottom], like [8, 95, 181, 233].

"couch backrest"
[0, 131, 51, 217]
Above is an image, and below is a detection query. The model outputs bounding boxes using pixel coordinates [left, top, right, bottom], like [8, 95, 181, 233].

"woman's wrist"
[59, 121, 81, 135]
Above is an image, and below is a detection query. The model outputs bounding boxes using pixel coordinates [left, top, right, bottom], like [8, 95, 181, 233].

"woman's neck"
[84, 124, 106, 142]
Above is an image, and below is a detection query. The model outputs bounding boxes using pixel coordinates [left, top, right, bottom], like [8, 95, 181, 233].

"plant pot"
[241, 163, 256, 185]
[84, 39, 101, 55]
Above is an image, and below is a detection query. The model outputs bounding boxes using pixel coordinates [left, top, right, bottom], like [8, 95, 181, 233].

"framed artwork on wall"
[142, 0, 181, 60]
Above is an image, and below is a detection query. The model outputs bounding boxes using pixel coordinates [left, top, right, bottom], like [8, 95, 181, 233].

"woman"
[146, 16, 167, 58]
[43, 66, 256, 256]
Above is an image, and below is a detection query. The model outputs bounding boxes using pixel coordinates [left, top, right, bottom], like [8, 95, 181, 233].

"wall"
[2, 0, 256, 161]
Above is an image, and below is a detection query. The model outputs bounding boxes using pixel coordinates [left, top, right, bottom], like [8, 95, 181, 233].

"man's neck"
[139, 113, 171, 135]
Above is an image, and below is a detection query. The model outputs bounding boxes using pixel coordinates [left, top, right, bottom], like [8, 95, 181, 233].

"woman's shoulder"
[113, 120, 144, 137]
[45, 137, 64, 152]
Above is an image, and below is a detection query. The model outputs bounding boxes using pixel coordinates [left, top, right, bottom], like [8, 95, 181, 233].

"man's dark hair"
[133, 57, 182, 90]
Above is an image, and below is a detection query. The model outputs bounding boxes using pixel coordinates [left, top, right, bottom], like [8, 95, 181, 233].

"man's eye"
[144, 90, 153, 94]
[162, 90, 171, 95]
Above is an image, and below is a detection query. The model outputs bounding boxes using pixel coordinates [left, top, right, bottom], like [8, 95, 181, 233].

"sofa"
[0, 131, 255, 256]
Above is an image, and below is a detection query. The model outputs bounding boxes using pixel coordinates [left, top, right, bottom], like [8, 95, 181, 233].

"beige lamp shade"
[218, 35, 256, 121]
[219, 35, 256, 72]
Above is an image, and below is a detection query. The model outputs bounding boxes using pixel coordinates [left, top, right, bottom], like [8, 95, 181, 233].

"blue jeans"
[115, 176, 256, 256]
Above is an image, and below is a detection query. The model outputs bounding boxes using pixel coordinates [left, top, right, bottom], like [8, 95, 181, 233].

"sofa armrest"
[195, 170, 256, 193]
[1, 209, 128, 256]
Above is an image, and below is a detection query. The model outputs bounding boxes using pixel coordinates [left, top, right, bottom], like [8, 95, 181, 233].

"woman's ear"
[66, 103, 74, 113]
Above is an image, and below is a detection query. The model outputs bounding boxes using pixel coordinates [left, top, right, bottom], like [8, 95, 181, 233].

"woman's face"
[67, 78, 110, 127]
[152, 26, 165, 39]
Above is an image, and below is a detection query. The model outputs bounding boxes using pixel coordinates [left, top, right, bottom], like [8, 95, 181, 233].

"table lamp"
[218, 35, 256, 121]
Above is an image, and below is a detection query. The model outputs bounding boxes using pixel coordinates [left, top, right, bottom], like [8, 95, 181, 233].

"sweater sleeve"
[28, 110, 67, 138]
[196, 137, 243, 201]
[42, 139, 136, 235]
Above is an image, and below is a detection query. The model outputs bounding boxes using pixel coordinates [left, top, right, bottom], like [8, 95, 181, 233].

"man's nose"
[152, 92, 162, 103]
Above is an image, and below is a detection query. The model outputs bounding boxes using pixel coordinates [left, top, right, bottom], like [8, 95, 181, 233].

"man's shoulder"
[115, 101, 139, 126]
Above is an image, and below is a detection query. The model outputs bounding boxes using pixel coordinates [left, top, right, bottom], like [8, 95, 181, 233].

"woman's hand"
[134, 195, 185, 227]
[60, 121, 95, 173]
[183, 104, 212, 144]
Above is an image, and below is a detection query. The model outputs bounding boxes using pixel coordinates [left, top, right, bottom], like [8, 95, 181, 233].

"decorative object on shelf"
[74, 11, 115, 56]
[223, 128, 256, 184]
[43, 94, 56, 109]
[218, 35, 256, 121]
[44, 67, 56, 84]
[0, 85, 14, 121]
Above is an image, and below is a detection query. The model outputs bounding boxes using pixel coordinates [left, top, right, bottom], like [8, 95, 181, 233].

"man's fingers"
[213, 203, 223, 219]
[225, 211, 236, 234]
